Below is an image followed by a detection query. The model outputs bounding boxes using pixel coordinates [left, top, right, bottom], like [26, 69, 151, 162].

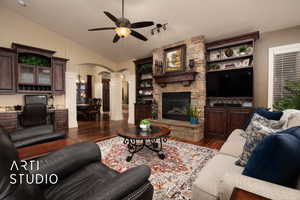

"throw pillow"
[287, 113, 300, 129]
[243, 126, 300, 188]
[242, 108, 283, 130]
[236, 121, 282, 167]
[241, 113, 284, 138]
[255, 109, 283, 120]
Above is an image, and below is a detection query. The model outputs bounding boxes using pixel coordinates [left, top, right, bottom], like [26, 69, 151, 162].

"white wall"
[117, 60, 136, 124]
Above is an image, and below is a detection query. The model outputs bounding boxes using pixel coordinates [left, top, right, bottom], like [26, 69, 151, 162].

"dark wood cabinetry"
[54, 109, 68, 132]
[0, 113, 18, 133]
[134, 57, 153, 125]
[0, 48, 16, 94]
[0, 43, 68, 95]
[52, 57, 67, 95]
[205, 106, 253, 139]
[134, 103, 152, 125]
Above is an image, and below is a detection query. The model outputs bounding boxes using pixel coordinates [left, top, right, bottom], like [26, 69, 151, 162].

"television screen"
[25, 95, 48, 105]
[207, 68, 253, 97]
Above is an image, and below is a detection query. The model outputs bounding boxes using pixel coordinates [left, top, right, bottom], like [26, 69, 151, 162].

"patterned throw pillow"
[236, 119, 283, 167]
[241, 113, 285, 138]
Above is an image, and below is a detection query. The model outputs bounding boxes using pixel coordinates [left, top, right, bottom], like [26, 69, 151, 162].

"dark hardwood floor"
[17, 113, 225, 159]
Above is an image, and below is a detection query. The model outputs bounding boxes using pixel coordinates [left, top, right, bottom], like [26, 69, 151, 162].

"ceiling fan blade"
[88, 27, 115, 31]
[130, 30, 148, 41]
[131, 21, 154, 29]
[104, 11, 118, 23]
[113, 34, 120, 43]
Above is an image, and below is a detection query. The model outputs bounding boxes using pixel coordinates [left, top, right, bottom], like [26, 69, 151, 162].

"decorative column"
[110, 72, 123, 121]
[65, 72, 78, 128]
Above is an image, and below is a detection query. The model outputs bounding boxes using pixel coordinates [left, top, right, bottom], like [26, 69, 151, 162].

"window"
[268, 43, 300, 108]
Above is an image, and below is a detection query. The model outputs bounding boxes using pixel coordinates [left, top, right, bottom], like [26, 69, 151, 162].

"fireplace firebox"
[162, 92, 191, 121]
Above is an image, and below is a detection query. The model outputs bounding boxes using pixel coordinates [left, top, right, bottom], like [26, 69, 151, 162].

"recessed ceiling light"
[17, 0, 26, 7]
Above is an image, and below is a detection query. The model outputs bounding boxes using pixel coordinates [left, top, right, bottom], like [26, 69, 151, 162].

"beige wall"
[254, 25, 300, 107]
[0, 7, 117, 106]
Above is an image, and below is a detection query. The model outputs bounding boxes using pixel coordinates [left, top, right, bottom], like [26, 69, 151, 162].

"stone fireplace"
[162, 92, 191, 121]
[148, 35, 206, 142]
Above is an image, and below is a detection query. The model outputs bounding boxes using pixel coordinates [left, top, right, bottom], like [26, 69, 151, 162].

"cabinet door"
[227, 108, 253, 134]
[205, 107, 227, 138]
[52, 59, 66, 94]
[19, 64, 36, 84]
[37, 67, 51, 85]
[0, 49, 15, 93]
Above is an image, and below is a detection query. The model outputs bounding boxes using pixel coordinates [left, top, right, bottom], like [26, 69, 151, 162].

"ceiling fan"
[88, 0, 154, 43]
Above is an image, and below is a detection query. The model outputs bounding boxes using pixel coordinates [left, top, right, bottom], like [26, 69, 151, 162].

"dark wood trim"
[154, 71, 197, 87]
[206, 31, 260, 49]
[231, 188, 270, 200]
[134, 57, 153, 65]
[12, 43, 56, 55]
[0, 47, 16, 53]
[52, 56, 70, 62]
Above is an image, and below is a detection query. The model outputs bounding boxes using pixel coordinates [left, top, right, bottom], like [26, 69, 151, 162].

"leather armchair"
[0, 127, 154, 200]
[20, 104, 47, 127]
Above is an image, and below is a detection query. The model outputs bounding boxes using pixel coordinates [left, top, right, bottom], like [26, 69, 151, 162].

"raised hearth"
[147, 119, 204, 142]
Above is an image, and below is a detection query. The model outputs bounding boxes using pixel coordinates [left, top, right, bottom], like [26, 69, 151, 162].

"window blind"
[273, 51, 300, 103]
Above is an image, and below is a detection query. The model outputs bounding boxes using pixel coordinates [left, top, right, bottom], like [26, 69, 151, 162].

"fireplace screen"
[162, 92, 191, 121]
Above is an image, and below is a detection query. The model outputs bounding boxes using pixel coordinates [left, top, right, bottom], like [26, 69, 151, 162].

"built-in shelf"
[138, 86, 153, 90]
[139, 78, 153, 82]
[139, 94, 153, 98]
[207, 66, 252, 73]
[207, 54, 253, 63]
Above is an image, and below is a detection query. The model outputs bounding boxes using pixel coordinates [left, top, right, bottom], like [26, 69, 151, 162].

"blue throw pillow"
[243, 126, 300, 188]
[243, 109, 283, 130]
[256, 109, 283, 120]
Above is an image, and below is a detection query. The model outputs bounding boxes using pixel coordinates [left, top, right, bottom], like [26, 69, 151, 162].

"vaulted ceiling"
[2, 0, 300, 62]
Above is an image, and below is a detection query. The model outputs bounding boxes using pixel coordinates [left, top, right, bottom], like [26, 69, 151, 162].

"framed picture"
[163, 45, 186, 73]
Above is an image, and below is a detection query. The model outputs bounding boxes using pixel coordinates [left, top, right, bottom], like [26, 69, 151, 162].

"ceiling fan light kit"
[17, 0, 26, 7]
[115, 27, 131, 38]
[88, 0, 154, 43]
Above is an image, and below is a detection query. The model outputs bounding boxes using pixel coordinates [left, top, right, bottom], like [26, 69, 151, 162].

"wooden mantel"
[154, 71, 197, 88]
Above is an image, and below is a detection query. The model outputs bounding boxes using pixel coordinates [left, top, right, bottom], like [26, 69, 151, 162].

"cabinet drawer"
[0, 113, 18, 119]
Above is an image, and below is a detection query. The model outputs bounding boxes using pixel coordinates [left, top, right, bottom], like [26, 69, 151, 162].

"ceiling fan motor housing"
[116, 18, 131, 28]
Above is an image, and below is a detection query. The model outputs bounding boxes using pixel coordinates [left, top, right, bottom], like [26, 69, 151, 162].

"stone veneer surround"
[152, 35, 206, 142]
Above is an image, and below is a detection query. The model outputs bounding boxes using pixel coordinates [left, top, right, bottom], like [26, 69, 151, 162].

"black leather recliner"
[0, 127, 154, 200]
[20, 104, 47, 127]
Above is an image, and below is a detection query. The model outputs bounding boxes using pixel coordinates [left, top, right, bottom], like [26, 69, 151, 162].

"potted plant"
[239, 46, 248, 56]
[187, 105, 200, 124]
[140, 120, 151, 131]
[273, 81, 300, 111]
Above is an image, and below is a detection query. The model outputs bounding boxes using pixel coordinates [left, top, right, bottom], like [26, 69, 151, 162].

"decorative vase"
[190, 118, 198, 124]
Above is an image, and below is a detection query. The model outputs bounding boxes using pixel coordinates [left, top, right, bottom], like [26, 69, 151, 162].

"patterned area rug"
[97, 137, 217, 200]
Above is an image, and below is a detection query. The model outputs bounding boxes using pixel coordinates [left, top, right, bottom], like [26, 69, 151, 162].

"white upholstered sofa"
[192, 129, 300, 200]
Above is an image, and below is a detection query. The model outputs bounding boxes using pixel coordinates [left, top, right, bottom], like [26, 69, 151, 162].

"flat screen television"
[207, 68, 253, 97]
[25, 95, 48, 105]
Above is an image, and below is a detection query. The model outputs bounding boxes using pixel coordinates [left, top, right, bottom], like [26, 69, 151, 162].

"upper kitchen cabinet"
[0, 47, 16, 94]
[52, 57, 68, 95]
[3, 43, 69, 94]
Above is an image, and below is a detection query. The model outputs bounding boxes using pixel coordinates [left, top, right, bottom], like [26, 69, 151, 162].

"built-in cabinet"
[0, 48, 16, 94]
[0, 43, 68, 95]
[134, 57, 153, 125]
[52, 57, 67, 95]
[205, 106, 253, 139]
